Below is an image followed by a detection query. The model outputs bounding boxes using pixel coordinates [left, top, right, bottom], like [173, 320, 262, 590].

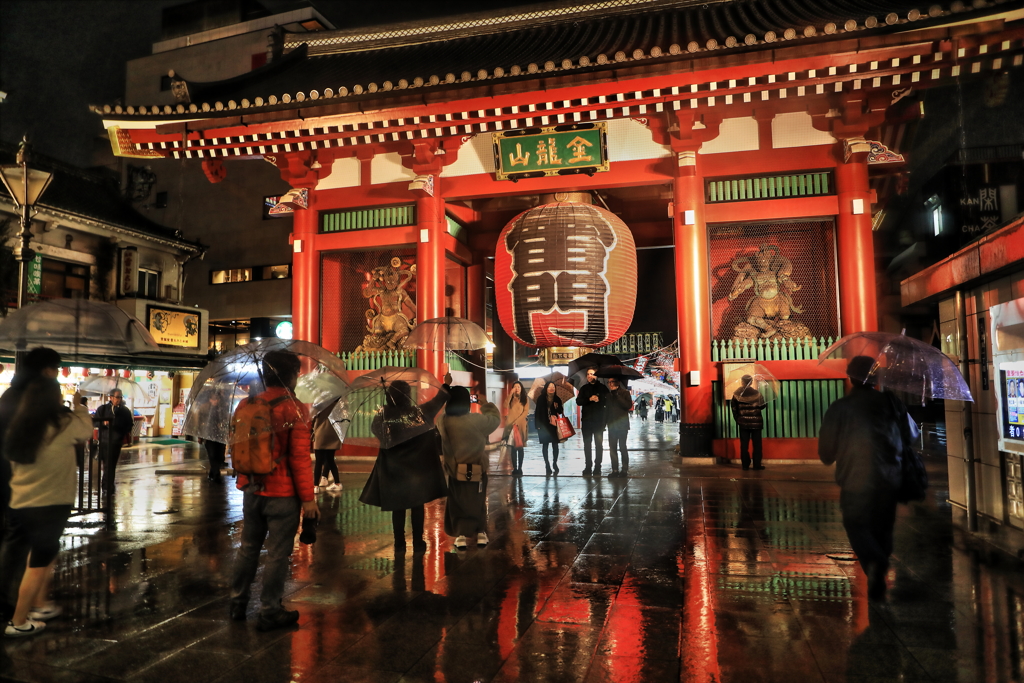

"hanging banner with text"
[26, 254, 42, 296]
[492, 122, 609, 181]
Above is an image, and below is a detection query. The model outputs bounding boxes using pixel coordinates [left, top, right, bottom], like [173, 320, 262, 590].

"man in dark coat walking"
[93, 389, 134, 497]
[577, 368, 609, 476]
[818, 355, 908, 601]
[730, 375, 766, 470]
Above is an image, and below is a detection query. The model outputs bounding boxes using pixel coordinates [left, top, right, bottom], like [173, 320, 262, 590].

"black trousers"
[206, 441, 227, 476]
[582, 426, 603, 468]
[840, 488, 897, 574]
[314, 449, 340, 484]
[100, 433, 125, 495]
[739, 429, 762, 468]
[393, 505, 425, 541]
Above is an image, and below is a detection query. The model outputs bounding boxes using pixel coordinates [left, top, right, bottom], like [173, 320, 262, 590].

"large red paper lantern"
[495, 201, 637, 348]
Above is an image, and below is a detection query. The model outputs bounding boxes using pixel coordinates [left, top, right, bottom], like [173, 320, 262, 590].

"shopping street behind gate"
[3, 419, 1023, 683]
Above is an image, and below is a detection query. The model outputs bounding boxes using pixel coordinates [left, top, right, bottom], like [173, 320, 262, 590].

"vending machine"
[992, 297, 1024, 527]
[993, 297, 1024, 453]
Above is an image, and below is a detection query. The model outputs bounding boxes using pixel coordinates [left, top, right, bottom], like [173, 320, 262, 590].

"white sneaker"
[327, 483, 343, 491]
[5, 619, 45, 637]
[319, 477, 329, 487]
[313, 486, 320, 493]
[476, 532, 489, 546]
[454, 535, 468, 549]
[28, 604, 62, 621]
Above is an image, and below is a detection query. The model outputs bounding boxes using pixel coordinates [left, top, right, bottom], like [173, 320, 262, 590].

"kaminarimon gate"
[95, 0, 1024, 460]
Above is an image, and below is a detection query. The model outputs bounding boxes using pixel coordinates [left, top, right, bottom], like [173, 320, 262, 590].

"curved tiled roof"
[0, 143, 203, 252]
[94, 0, 1021, 118]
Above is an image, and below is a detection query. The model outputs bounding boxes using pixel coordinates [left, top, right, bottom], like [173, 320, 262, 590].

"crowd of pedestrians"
[0, 345, 919, 639]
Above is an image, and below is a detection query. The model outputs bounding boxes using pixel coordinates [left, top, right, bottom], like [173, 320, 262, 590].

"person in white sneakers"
[437, 386, 500, 549]
[311, 398, 343, 493]
[2, 373, 92, 637]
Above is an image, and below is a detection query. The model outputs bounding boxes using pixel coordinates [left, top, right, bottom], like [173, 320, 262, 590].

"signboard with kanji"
[26, 254, 41, 296]
[492, 123, 609, 181]
[147, 305, 200, 348]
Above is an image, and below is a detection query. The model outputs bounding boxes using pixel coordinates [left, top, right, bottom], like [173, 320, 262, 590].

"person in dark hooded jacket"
[818, 355, 908, 601]
[730, 375, 766, 470]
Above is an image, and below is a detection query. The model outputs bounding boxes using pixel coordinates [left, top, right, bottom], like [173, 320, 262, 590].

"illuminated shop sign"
[147, 306, 200, 348]
[492, 122, 609, 181]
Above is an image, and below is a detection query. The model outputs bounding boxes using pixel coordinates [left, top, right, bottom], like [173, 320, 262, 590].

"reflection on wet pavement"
[2, 419, 1023, 682]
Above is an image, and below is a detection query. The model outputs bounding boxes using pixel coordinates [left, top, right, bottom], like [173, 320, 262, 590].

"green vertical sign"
[26, 254, 42, 295]
[493, 122, 609, 180]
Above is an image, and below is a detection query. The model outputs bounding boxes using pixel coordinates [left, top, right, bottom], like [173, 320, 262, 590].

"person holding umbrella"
[437, 386, 500, 549]
[578, 368, 609, 476]
[229, 350, 319, 631]
[359, 376, 450, 553]
[534, 381, 564, 475]
[503, 381, 529, 476]
[198, 392, 228, 484]
[93, 389, 134, 497]
[731, 375, 767, 471]
[605, 378, 633, 478]
[818, 356, 908, 602]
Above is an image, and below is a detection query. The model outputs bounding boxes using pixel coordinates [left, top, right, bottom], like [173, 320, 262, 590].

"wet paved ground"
[3, 418, 1024, 682]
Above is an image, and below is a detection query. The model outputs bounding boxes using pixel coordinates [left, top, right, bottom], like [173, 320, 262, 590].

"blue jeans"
[230, 492, 301, 617]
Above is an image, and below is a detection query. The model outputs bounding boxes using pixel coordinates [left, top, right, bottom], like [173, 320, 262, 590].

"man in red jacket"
[229, 350, 319, 631]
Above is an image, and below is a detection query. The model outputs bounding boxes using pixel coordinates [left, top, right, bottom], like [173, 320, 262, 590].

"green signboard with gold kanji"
[26, 254, 42, 296]
[492, 122, 609, 181]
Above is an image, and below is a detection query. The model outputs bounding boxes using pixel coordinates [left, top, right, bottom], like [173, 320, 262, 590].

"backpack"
[230, 394, 289, 475]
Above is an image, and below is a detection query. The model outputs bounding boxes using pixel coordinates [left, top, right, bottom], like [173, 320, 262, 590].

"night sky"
[0, 0, 556, 167]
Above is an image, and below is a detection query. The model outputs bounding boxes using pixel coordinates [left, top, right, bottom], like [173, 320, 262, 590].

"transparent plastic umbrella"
[404, 316, 490, 351]
[79, 375, 149, 403]
[0, 298, 159, 356]
[183, 338, 350, 444]
[818, 330, 973, 403]
[723, 363, 780, 403]
[329, 366, 448, 449]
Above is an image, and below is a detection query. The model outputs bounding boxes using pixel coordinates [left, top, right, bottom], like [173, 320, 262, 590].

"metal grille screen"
[320, 249, 417, 353]
[708, 219, 839, 344]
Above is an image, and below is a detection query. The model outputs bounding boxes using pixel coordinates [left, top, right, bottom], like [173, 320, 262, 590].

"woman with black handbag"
[534, 382, 564, 475]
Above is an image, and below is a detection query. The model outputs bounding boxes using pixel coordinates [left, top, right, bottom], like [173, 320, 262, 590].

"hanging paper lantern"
[123, 369, 132, 378]
[495, 201, 637, 348]
[104, 369, 114, 377]
[61, 367, 70, 377]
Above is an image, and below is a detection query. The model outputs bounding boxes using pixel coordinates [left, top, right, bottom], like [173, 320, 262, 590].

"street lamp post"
[1, 136, 54, 369]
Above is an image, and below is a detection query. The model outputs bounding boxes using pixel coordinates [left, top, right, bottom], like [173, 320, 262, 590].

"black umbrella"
[567, 352, 620, 388]
[595, 365, 643, 382]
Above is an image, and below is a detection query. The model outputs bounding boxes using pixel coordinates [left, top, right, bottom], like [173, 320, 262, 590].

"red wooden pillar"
[415, 182, 446, 378]
[835, 155, 878, 334]
[291, 196, 319, 344]
[320, 253, 341, 353]
[673, 147, 713, 428]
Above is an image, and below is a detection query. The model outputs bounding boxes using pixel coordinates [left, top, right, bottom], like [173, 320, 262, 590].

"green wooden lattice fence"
[712, 336, 836, 361]
[707, 172, 832, 203]
[713, 379, 844, 439]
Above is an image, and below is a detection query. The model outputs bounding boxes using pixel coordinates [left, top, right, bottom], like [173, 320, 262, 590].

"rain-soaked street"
[3, 419, 1023, 683]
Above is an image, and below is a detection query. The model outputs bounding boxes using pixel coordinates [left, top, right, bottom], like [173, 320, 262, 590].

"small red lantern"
[61, 367, 70, 377]
[105, 369, 114, 377]
[494, 201, 637, 348]
[123, 369, 132, 378]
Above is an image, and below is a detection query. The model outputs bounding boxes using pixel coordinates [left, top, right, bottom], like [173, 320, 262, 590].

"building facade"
[93, 0, 1024, 457]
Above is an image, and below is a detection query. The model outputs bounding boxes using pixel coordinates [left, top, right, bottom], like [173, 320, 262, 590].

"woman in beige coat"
[503, 381, 529, 476]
